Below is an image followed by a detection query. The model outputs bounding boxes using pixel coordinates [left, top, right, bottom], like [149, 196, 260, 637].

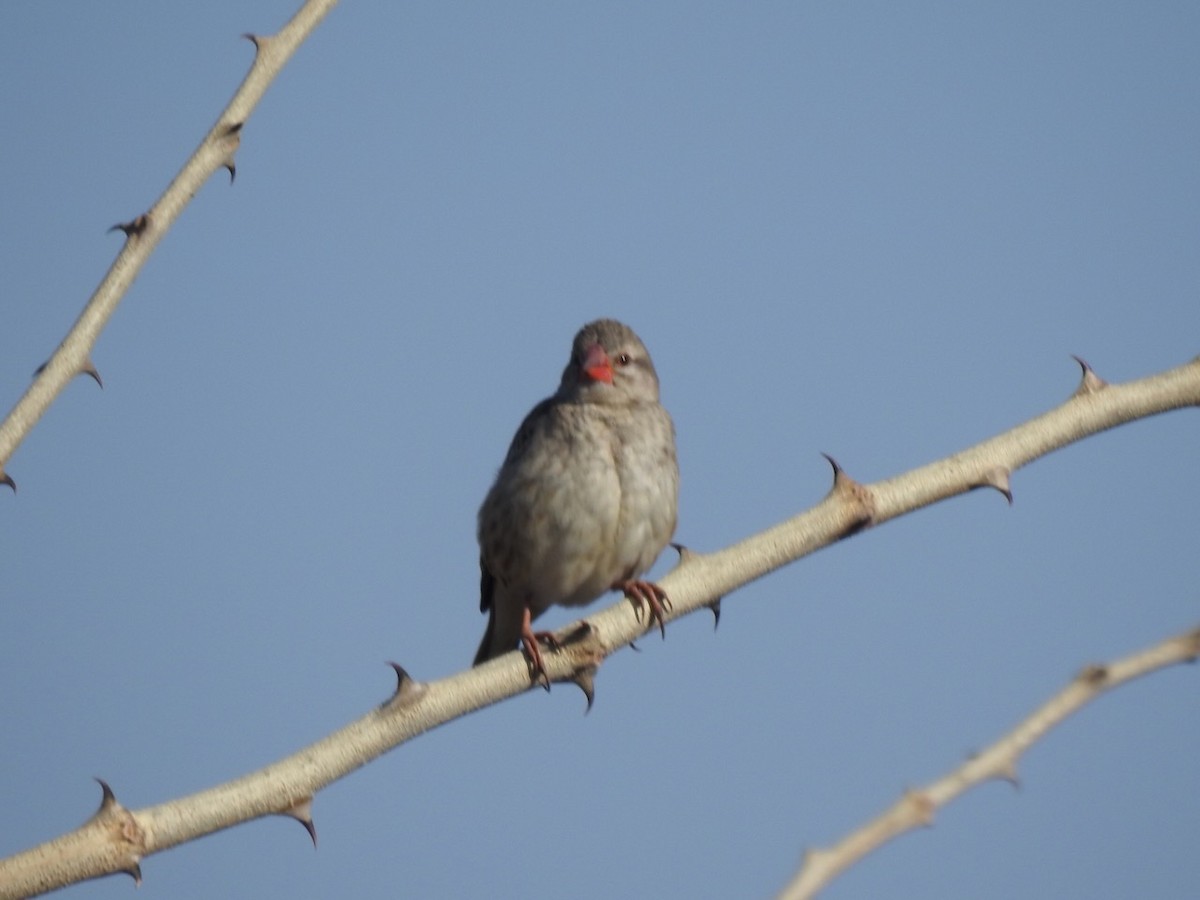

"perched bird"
[474, 318, 679, 684]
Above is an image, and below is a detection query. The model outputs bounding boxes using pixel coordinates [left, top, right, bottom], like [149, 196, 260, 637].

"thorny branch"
[776, 625, 1200, 899]
[0, 0, 340, 490]
[1, 354, 1197, 897]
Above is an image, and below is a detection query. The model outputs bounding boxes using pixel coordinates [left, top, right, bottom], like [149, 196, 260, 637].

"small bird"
[474, 318, 679, 684]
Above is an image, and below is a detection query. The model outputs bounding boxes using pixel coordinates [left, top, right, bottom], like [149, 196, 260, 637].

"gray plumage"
[474, 319, 679, 675]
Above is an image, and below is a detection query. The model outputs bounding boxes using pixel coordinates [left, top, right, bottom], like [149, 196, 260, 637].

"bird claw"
[519, 606, 563, 690]
[619, 579, 671, 640]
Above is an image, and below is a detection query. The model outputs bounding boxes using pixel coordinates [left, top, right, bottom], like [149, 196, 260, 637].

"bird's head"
[558, 318, 661, 406]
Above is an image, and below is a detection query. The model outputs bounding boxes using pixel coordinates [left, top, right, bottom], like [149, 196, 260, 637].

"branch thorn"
[94, 777, 118, 812]
[978, 466, 1013, 504]
[122, 862, 144, 886]
[670, 541, 696, 564]
[1070, 355, 1107, 396]
[108, 214, 151, 238]
[382, 662, 425, 708]
[820, 452, 844, 481]
[281, 796, 317, 848]
[821, 453, 875, 532]
[0, 471, 13, 493]
[570, 666, 597, 713]
[82, 359, 104, 388]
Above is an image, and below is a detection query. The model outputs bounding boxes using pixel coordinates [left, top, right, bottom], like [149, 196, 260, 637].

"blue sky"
[1, 3, 1197, 898]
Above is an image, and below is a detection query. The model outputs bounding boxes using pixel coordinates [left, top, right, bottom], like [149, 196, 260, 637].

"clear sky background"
[2, 3, 1197, 898]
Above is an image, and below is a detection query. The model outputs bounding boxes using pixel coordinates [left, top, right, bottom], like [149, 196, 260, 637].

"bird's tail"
[472, 608, 497, 666]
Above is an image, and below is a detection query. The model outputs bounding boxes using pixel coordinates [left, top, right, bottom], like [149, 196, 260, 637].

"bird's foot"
[519, 607, 562, 690]
[619, 579, 671, 640]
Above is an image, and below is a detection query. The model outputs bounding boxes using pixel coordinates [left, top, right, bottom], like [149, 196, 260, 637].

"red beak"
[582, 344, 613, 385]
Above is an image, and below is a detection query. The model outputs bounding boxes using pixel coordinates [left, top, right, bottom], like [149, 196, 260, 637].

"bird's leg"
[519, 605, 562, 690]
[618, 579, 671, 640]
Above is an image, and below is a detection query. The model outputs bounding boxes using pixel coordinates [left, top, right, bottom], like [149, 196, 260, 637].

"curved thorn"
[282, 797, 317, 848]
[1, 471, 15, 493]
[979, 466, 1013, 505]
[381, 661, 427, 709]
[571, 668, 596, 714]
[670, 541, 694, 562]
[123, 862, 143, 886]
[108, 213, 150, 237]
[95, 777, 117, 809]
[386, 661, 409, 692]
[820, 452, 843, 479]
[242, 32, 262, 51]
[83, 360, 103, 388]
[709, 598, 722, 630]
[1070, 354, 1107, 396]
[223, 160, 237, 184]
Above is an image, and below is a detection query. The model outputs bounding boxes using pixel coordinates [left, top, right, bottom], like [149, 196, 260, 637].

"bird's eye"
[615, 353, 632, 366]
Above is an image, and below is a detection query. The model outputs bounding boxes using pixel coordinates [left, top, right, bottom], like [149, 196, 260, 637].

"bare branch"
[776, 625, 1200, 899]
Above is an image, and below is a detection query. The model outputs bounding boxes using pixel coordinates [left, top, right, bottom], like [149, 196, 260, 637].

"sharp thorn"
[382, 661, 426, 708]
[33, 360, 47, 377]
[0, 472, 14, 493]
[979, 466, 1013, 504]
[87, 776, 129, 824]
[820, 452, 843, 480]
[821, 453, 875, 531]
[300, 817, 317, 848]
[380, 662, 427, 711]
[242, 32, 262, 51]
[709, 598, 722, 630]
[570, 667, 597, 713]
[122, 862, 143, 886]
[670, 541, 699, 564]
[386, 661, 410, 693]
[95, 777, 117, 810]
[83, 360, 103, 388]
[223, 160, 237, 184]
[108, 213, 150, 237]
[1070, 354, 1107, 396]
[281, 796, 317, 848]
